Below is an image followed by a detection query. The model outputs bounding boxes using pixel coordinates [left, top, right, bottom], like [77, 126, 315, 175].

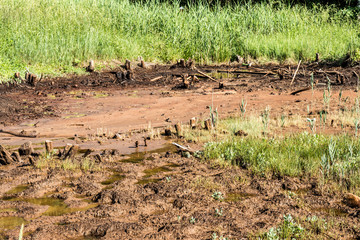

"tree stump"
[63, 144, 79, 159]
[61, 144, 73, 159]
[204, 118, 213, 130]
[19, 142, 34, 156]
[45, 140, 54, 154]
[190, 117, 196, 129]
[186, 58, 195, 69]
[0, 145, 13, 165]
[126, 70, 134, 80]
[315, 53, 320, 63]
[175, 123, 182, 137]
[11, 152, 22, 162]
[164, 128, 172, 136]
[182, 74, 190, 89]
[219, 82, 224, 89]
[139, 60, 147, 69]
[86, 60, 95, 72]
[82, 149, 93, 158]
[29, 74, 38, 86]
[179, 59, 186, 68]
[125, 59, 131, 70]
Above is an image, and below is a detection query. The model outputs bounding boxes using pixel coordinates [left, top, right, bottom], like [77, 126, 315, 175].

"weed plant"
[0, 0, 359, 81]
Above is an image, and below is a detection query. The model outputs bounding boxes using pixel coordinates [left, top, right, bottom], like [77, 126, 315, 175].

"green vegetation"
[0, 0, 359, 81]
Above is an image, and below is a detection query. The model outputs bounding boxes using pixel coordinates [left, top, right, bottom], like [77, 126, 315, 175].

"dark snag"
[219, 82, 224, 89]
[179, 59, 186, 68]
[82, 149, 93, 158]
[125, 59, 132, 70]
[315, 53, 320, 63]
[29, 74, 38, 86]
[11, 152, 22, 162]
[186, 58, 195, 69]
[63, 144, 79, 160]
[143, 137, 147, 147]
[45, 140, 54, 154]
[175, 123, 182, 137]
[204, 118, 213, 130]
[190, 117, 196, 129]
[135, 141, 139, 148]
[164, 128, 172, 136]
[86, 60, 95, 72]
[139, 60, 148, 69]
[18, 142, 34, 156]
[0, 145, 13, 165]
[182, 74, 190, 89]
[126, 70, 134, 80]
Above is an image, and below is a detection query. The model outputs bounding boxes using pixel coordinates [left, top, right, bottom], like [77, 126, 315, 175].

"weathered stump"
[175, 123, 182, 137]
[164, 128, 172, 136]
[139, 60, 147, 69]
[186, 58, 195, 69]
[86, 60, 95, 72]
[179, 59, 186, 68]
[63, 144, 79, 159]
[125, 59, 132, 70]
[315, 53, 320, 63]
[0, 145, 13, 165]
[190, 117, 196, 129]
[45, 140, 54, 154]
[11, 152, 22, 162]
[204, 118, 213, 130]
[19, 142, 34, 156]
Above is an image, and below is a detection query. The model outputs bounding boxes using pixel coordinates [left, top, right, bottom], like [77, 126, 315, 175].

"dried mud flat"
[1, 62, 360, 239]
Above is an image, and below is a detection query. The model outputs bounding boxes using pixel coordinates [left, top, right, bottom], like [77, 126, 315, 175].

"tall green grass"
[0, 0, 359, 81]
[204, 132, 360, 192]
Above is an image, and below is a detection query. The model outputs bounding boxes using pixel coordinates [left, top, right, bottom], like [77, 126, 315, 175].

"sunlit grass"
[0, 0, 359, 81]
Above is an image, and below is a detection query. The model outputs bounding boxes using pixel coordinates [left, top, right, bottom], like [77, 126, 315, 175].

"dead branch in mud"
[290, 87, 311, 95]
[290, 60, 302, 85]
[196, 70, 217, 82]
[0, 129, 38, 138]
[217, 70, 276, 75]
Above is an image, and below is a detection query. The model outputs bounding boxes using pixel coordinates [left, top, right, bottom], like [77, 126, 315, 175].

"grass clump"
[0, 0, 359, 81]
[203, 132, 360, 191]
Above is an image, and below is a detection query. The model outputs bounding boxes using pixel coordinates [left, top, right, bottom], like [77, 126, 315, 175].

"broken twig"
[290, 60, 302, 85]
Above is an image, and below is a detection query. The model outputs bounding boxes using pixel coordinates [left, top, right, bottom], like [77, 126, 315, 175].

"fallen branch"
[290, 87, 311, 95]
[217, 70, 276, 75]
[149, 76, 163, 82]
[0, 129, 38, 138]
[172, 142, 194, 153]
[290, 60, 302, 85]
[196, 70, 217, 82]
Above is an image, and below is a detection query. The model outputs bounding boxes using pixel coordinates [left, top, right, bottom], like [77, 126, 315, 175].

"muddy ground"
[1, 62, 360, 239]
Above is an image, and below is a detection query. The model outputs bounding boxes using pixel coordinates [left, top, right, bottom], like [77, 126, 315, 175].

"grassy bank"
[0, 0, 359, 81]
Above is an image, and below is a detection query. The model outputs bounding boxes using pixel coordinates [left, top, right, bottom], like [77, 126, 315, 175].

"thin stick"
[149, 76, 163, 82]
[290, 60, 302, 86]
[196, 70, 217, 82]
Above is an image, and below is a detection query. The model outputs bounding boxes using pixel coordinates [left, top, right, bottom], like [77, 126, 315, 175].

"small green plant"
[263, 214, 304, 239]
[18, 223, 24, 240]
[239, 98, 247, 117]
[287, 191, 296, 199]
[215, 208, 223, 217]
[165, 176, 172, 182]
[306, 118, 316, 133]
[280, 114, 286, 128]
[209, 106, 219, 127]
[189, 216, 196, 224]
[339, 89, 343, 105]
[212, 191, 224, 201]
[211, 233, 228, 240]
[261, 106, 271, 133]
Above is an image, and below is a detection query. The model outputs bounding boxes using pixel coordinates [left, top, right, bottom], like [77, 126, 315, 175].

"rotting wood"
[290, 60, 302, 86]
[179, 59, 186, 68]
[11, 152, 22, 162]
[125, 59, 132, 70]
[19, 142, 34, 156]
[186, 58, 195, 69]
[86, 60, 95, 72]
[45, 140, 54, 154]
[63, 144, 79, 160]
[204, 118, 213, 130]
[217, 70, 276, 75]
[82, 149, 93, 158]
[0, 129, 38, 138]
[61, 144, 73, 159]
[139, 60, 148, 69]
[315, 53, 320, 63]
[172, 142, 194, 153]
[190, 117, 196, 129]
[196, 70, 217, 82]
[175, 123, 182, 137]
[0, 145, 13, 165]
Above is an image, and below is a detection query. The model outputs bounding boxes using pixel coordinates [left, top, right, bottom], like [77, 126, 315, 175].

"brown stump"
[164, 128, 172, 136]
[126, 70, 133, 80]
[139, 60, 147, 69]
[19, 142, 34, 156]
[186, 58, 195, 69]
[125, 59, 131, 70]
[175, 123, 182, 137]
[219, 82, 224, 89]
[0, 145, 13, 165]
[86, 60, 95, 72]
[190, 117, 196, 129]
[45, 140, 54, 154]
[315, 53, 320, 63]
[29, 74, 38, 86]
[11, 152, 22, 162]
[204, 119, 213, 130]
[61, 144, 73, 158]
[179, 59, 186, 68]
[63, 144, 79, 160]
[182, 74, 190, 89]
[82, 149, 93, 158]
[135, 141, 139, 148]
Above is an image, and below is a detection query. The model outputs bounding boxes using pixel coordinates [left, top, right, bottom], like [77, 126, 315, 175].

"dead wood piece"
[186, 58, 195, 69]
[290, 60, 302, 85]
[135, 141, 139, 148]
[125, 59, 132, 70]
[82, 149, 93, 158]
[0, 129, 38, 138]
[179, 59, 186, 68]
[139, 60, 148, 69]
[126, 70, 133, 80]
[290, 87, 311, 95]
[18, 142, 34, 156]
[172, 142, 194, 153]
[29, 74, 38, 86]
[150, 76, 163, 82]
[204, 118, 213, 130]
[182, 74, 191, 89]
[0, 145, 13, 165]
[217, 70, 275, 75]
[63, 144, 79, 160]
[45, 140, 54, 154]
[164, 128, 172, 136]
[196, 70, 217, 82]
[86, 60, 95, 72]
[174, 123, 182, 137]
[315, 53, 320, 63]
[94, 154, 102, 162]
[190, 117, 196, 129]
[61, 144, 73, 159]
[219, 82, 224, 89]
[11, 152, 22, 162]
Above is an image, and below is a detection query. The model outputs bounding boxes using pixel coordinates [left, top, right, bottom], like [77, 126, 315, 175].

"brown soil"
[1, 62, 360, 239]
